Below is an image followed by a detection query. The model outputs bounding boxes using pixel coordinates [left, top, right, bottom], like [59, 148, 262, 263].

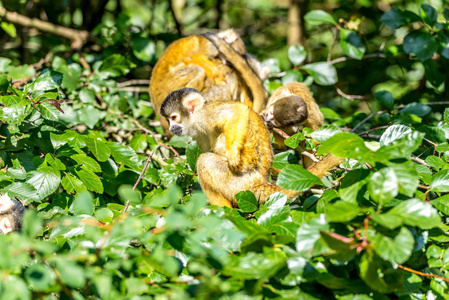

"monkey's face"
[167, 112, 184, 136]
[0, 193, 24, 234]
[0, 215, 13, 234]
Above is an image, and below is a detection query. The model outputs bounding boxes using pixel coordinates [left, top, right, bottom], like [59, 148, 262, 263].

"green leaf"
[420, 4, 437, 27]
[44, 154, 66, 171]
[118, 184, 141, 205]
[296, 214, 329, 254]
[272, 150, 299, 169]
[445, 108, 449, 124]
[371, 227, 414, 264]
[235, 190, 259, 213]
[369, 210, 402, 230]
[25, 263, 55, 291]
[386, 199, 441, 229]
[326, 201, 360, 222]
[403, 31, 438, 62]
[69, 191, 95, 215]
[53, 259, 86, 289]
[317, 132, 372, 162]
[99, 54, 134, 77]
[304, 10, 337, 25]
[130, 133, 148, 153]
[340, 29, 365, 60]
[339, 169, 370, 204]
[431, 195, 449, 216]
[62, 173, 87, 194]
[131, 37, 156, 62]
[288, 45, 307, 66]
[400, 103, 431, 117]
[444, 8, 449, 20]
[424, 60, 445, 88]
[1, 22, 17, 38]
[379, 125, 412, 146]
[36, 101, 60, 121]
[377, 131, 424, 160]
[32, 68, 63, 91]
[439, 30, 449, 59]
[429, 169, 449, 192]
[309, 125, 342, 143]
[380, 8, 420, 29]
[425, 155, 446, 171]
[95, 207, 114, 223]
[85, 133, 111, 162]
[0, 76, 9, 95]
[368, 168, 398, 206]
[277, 164, 322, 191]
[76, 169, 104, 194]
[0, 96, 28, 125]
[301, 62, 338, 86]
[108, 142, 140, 169]
[258, 205, 290, 228]
[186, 141, 201, 172]
[27, 166, 61, 200]
[1, 182, 40, 204]
[71, 154, 101, 172]
[79, 87, 96, 103]
[22, 210, 43, 239]
[284, 131, 305, 149]
[390, 161, 419, 197]
[375, 90, 394, 109]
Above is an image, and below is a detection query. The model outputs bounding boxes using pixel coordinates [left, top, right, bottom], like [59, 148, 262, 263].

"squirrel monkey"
[160, 88, 297, 208]
[262, 82, 344, 176]
[150, 29, 268, 136]
[0, 193, 25, 234]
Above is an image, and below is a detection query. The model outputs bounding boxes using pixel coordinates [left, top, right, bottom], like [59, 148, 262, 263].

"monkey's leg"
[197, 153, 263, 208]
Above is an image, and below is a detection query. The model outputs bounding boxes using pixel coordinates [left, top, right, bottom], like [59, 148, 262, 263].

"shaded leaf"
[278, 164, 322, 191]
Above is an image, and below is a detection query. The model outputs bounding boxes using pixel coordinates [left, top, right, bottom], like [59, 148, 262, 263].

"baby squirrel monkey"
[262, 82, 344, 177]
[160, 88, 297, 208]
[0, 193, 25, 234]
[150, 29, 268, 136]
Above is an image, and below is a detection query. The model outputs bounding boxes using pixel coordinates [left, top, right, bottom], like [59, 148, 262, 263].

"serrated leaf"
[389, 161, 419, 197]
[380, 8, 420, 29]
[79, 87, 96, 103]
[76, 169, 104, 194]
[326, 201, 360, 222]
[85, 134, 111, 162]
[296, 214, 329, 254]
[372, 227, 414, 264]
[444, 108, 449, 124]
[36, 101, 60, 121]
[130, 133, 148, 153]
[424, 60, 445, 88]
[339, 169, 370, 204]
[1, 182, 40, 203]
[375, 91, 394, 109]
[277, 164, 322, 191]
[99, 54, 134, 77]
[425, 156, 446, 171]
[118, 184, 141, 205]
[27, 166, 61, 200]
[379, 125, 412, 146]
[309, 125, 342, 143]
[284, 131, 305, 149]
[304, 10, 337, 25]
[301, 62, 338, 86]
[258, 205, 290, 228]
[108, 142, 140, 169]
[403, 31, 438, 62]
[431, 195, 449, 216]
[235, 190, 259, 213]
[95, 207, 114, 223]
[368, 168, 398, 206]
[317, 132, 372, 162]
[369, 210, 402, 230]
[386, 199, 441, 229]
[32, 68, 63, 91]
[288, 45, 307, 66]
[69, 191, 95, 215]
[62, 173, 87, 194]
[340, 29, 365, 60]
[429, 169, 449, 192]
[71, 154, 101, 172]
[131, 37, 156, 62]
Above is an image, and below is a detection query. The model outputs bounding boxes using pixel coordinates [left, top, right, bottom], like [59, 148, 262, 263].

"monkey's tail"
[306, 153, 345, 179]
[250, 183, 299, 204]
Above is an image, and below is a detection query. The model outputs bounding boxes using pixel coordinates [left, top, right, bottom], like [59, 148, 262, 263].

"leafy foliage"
[0, 0, 448, 298]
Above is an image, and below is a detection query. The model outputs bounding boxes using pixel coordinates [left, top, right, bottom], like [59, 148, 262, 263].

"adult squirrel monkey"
[262, 82, 344, 176]
[160, 88, 297, 208]
[0, 193, 25, 234]
[150, 29, 268, 136]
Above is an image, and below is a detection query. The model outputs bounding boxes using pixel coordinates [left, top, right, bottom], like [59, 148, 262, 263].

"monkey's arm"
[223, 105, 250, 172]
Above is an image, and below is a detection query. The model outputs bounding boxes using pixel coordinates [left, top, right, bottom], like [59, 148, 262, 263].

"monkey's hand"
[227, 150, 242, 173]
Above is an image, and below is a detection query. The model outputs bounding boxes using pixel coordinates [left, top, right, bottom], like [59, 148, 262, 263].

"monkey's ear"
[183, 93, 204, 113]
[0, 218, 12, 234]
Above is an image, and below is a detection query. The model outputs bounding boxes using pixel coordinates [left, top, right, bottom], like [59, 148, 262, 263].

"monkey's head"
[264, 95, 308, 129]
[218, 29, 246, 56]
[0, 193, 25, 234]
[160, 88, 205, 136]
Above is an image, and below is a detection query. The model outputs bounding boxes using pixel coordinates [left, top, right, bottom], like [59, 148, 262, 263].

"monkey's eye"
[170, 114, 179, 122]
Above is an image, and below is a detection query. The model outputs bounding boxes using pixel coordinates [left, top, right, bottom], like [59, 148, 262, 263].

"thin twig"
[398, 264, 449, 283]
[271, 128, 290, 139]
[411, 157, 431, 168]
[351, 111, 386, 133]
[301, 151, 319, 163]
[423, 138, 438, 147]
[336, 87, 366, 101]
[329, 53, 388, 65]
[117, 79, 150, 88]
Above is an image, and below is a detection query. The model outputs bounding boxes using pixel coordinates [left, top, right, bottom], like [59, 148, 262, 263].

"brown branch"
[411, 157, 431, 168]
[0, 6, 91, 48]
[398, 264, 449, 283]
[271, 128, 291, 139]
[336, 87, 366, 101]
[117, 79, 150, 88]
